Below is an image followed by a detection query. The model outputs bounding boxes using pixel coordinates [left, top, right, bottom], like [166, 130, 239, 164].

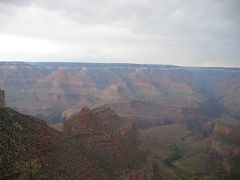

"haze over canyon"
[0, 61, 240, 179]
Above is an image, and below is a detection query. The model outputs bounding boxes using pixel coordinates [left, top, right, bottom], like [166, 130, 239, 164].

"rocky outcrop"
[214, 125, 231, 135]
[64, 106, 154, 178]
[37, 68, 95, 90]
[0, 89, 4, 108]
[211, 122, 240, 159]
[80, 106, 91, 118]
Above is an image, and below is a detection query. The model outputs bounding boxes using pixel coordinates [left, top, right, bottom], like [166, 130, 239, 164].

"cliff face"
[211, 119, 240, 170]
[0, 89, 4, 108]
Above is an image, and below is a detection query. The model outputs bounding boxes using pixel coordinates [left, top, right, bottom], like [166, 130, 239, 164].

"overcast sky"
[0, 0, 239, 67]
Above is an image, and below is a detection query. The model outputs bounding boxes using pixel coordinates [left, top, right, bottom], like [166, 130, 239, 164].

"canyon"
[1, 62, 240, 179]
[0, 105, 160, 179]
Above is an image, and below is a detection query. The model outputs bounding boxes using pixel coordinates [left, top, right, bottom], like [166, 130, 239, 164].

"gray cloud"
[0, 0, 239, 67]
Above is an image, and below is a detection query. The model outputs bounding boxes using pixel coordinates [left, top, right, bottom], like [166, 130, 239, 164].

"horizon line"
[0, 60, 239, 69]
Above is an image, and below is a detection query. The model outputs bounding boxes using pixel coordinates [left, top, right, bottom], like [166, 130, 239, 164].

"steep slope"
[36, 67, 96, 92]
[128, 69, 160, 97]
[63, 106, 158, 179]
[34, 67, 97, 105]
[99, 83, 136, 103]
[0, 107, 110, 179]
[15, 68, 98, 123]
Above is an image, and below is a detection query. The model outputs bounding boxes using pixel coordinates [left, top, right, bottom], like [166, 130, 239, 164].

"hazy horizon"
[0, 0, 239, 67]
[1, 60, 240, 68]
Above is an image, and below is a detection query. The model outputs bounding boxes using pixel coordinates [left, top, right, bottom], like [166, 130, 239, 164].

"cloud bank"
[0, 0, 239, 67]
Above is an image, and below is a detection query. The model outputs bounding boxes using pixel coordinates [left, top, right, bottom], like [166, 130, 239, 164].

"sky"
[0, 0, 239, 67]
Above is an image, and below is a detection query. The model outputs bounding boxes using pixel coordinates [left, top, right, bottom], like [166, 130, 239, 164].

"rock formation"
[211, 121, 240, 170]
[80, 105, 91, 118]
[0, 88, 5, 108]
[64, 106, 155, 179]
[214, 125, 231, 135]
